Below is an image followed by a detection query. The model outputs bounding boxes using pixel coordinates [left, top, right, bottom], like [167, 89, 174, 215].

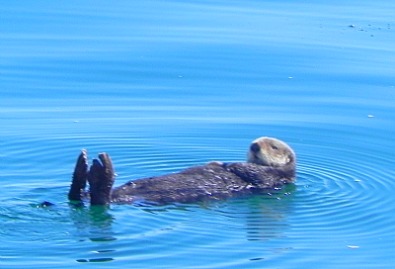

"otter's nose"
[250, 143, 260, 153]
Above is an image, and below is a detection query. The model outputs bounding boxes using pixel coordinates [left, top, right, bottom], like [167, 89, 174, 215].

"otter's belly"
[110, 164, 252, 204]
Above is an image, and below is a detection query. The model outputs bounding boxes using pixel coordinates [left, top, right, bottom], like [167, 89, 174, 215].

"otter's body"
[68, 137, 296, 206]
[111, 162, 294, 204]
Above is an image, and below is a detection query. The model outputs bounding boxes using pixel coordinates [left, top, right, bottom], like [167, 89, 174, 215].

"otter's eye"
[271, 145, 279, 150]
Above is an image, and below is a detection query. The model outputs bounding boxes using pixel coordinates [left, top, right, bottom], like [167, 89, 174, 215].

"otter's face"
[247, 137, 295, 167]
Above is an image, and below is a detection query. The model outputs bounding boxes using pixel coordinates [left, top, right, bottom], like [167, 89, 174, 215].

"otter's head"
[247, 137, 295, 167]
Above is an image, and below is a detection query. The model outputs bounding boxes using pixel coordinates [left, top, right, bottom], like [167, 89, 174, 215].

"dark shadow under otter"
[68, 150, 295, 206]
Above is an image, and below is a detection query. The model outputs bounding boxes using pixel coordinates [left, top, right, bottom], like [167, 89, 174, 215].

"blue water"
[1, 1, 395, 268]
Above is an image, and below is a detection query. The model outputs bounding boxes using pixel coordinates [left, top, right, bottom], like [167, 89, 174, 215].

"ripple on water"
[292, 144, 395, 243]
[2, 133, 395, 267]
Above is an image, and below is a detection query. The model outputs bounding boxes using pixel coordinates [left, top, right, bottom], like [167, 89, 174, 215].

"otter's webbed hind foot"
[88, 153, 115, 206]
[68, 149, 88, 202]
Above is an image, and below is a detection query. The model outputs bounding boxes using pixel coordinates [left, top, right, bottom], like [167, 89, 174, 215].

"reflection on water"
[70, 206, 115, 240]
[16, 183, 294, 265]
[69, 206, 116, 263]
[243, 185, 295, 241]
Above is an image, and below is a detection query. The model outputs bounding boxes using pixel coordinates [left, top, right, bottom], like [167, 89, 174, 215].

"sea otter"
[68, 137, 296, 206]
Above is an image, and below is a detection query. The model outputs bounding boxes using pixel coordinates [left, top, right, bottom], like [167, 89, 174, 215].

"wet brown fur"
[68, 137, 296, 206]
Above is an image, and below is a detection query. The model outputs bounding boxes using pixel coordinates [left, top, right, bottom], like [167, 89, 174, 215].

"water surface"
[1, 1, 395, 268]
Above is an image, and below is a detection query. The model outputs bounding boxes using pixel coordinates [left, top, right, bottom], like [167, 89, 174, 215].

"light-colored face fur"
[247, 137, 295, 167]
